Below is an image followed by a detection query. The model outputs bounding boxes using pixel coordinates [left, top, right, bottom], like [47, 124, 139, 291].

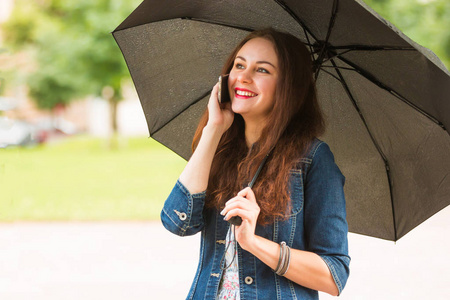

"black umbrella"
[112, 0, 450, 241]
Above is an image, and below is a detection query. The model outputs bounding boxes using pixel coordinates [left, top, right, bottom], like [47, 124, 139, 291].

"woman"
[161, 28, 350, 299]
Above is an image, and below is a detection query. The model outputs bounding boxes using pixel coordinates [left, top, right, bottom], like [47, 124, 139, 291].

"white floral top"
[217, 227, 240, 300]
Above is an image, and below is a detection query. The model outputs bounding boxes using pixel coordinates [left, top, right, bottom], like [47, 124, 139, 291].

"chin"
[231, 102, 249, 115]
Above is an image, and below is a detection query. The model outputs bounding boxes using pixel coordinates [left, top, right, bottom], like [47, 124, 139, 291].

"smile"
[235, 88, 258, 98]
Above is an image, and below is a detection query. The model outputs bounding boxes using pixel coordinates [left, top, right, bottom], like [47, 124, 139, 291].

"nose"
[236, 69, 253, 84]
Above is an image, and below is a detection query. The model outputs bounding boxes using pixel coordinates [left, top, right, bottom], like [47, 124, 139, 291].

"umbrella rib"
[315, 0, 339, 79]
[332, 45, 416, 51]
[314, 46, 415, 67]
[303, 28, 315, 55]
[318, 68, 342, 82]
[181, 17, 317, 54]
[320, 65, 355, 72]
[330, 58, 398, 241]
[181, 17, 254, 32]
[151, 90, 211, 136]
[336, 56, 447, 131]
[315, 49, 353, 67]
[273, 0, 319, 42]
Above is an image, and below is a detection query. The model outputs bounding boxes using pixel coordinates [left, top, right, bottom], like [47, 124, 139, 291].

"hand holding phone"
[218, 75, 230, 104]
[225, 153, 271, 226]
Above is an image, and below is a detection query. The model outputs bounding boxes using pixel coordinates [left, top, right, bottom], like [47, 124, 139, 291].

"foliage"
[3, 0, 449, 109]
[363, 0, 450, 69]
[3, 0, 142, 109]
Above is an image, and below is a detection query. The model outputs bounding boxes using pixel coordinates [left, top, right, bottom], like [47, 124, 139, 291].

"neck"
[244, 119, 264, 148]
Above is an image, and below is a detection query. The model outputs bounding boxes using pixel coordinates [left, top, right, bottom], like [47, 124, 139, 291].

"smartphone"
[218, 74, 230, 104]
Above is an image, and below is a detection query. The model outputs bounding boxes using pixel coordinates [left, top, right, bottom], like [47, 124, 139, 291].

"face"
[228, 37, 278, 124]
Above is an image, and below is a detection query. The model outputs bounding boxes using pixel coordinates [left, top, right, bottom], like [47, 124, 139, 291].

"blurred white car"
[0, 117, 46, 148]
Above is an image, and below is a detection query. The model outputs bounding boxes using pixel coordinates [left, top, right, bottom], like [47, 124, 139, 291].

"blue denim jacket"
[161, 139, 350, 299]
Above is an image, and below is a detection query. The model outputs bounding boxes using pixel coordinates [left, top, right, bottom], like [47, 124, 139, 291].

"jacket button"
[173, 210, 187, 221]
[245, 276, 253, 285]
[179, 212, 187, 221]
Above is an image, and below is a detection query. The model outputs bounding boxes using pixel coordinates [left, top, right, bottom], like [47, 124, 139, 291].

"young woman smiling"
[161, 28, 350, 299]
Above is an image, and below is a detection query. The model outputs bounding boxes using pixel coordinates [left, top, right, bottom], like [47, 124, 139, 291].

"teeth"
[236, 90, 257, 97]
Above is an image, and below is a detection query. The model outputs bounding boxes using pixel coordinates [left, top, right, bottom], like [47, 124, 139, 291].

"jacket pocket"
[287, 169, 304, 216]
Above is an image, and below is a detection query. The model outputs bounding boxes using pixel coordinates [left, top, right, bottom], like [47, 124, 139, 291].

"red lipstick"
[234, 87, 258, 99]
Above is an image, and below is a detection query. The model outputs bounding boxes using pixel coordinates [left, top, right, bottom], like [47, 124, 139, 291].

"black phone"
[218, 74, 230, 104]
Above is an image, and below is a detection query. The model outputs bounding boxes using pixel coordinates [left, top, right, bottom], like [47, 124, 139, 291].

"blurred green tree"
[3, 0, 141, 135]
[363, 0, 450, 69]
[4, 0, 448, 122]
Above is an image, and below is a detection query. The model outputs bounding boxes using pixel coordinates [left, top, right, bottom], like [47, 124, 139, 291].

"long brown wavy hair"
[192, 28, 325, 225]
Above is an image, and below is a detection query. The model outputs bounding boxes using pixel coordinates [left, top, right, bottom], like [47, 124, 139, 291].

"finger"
[221, 199, 260, 220]
[220, 196, 247, 215]
[223, 208, 254, 223]
[224, 198, 254, 211]
[224, 195, 248, 208]
[237, 187, 256, 203]
[208, 83, 220, 107]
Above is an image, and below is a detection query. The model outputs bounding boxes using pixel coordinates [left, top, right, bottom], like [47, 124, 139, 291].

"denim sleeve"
[160, 179, 206, 236]
[304, 142, 350, 295]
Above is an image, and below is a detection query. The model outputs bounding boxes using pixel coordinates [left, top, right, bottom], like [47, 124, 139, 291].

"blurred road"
[1, 207, 449, 300]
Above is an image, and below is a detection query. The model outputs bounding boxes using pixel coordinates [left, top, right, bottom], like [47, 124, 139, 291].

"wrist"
[242, 234, 261, 253]
[203, 123, 226, 138]
[192, 124, 223, 155]
[244, 235, 280, 271]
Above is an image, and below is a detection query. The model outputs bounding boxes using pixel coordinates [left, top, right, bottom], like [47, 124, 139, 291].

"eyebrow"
[235, 56, 277, 69]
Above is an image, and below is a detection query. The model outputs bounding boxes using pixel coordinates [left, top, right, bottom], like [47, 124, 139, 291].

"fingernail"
[220, 209, 225, 216]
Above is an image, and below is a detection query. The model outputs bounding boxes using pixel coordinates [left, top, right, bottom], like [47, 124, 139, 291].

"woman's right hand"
[206, 82, 234, 134]
[178, 82, 234, 194]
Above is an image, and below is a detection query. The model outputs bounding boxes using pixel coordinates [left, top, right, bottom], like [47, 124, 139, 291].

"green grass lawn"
[0, 136, 187, 222]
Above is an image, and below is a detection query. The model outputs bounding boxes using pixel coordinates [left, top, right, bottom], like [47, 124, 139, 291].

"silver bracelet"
[278, 244, 291, 276]
[274, 241, 291, 276]
[274, 241, 284, 274]
[278, 242, 287, 274]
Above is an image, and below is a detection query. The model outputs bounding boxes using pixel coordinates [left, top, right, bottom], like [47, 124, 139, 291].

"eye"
[257, 67, 269, 74]
[235, 63, 245, 69]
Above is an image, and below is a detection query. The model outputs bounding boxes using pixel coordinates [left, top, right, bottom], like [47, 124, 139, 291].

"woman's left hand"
[221, 187, 260, 251]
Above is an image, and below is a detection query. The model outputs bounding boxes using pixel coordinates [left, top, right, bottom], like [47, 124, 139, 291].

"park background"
[1, 0, 449, 299]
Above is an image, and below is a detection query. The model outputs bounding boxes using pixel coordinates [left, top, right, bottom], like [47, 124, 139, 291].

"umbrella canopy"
[112, 0, 450, 241]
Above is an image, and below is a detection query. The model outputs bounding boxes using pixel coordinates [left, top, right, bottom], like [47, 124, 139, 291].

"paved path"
[1, 207, 449, 299]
